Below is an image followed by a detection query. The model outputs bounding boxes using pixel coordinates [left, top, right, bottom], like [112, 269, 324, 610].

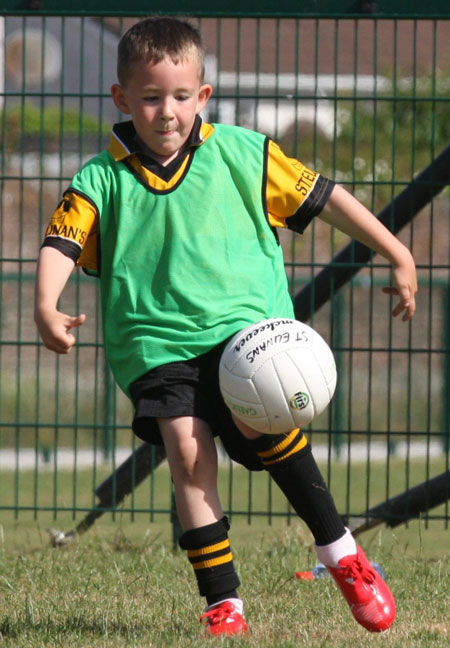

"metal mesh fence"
[0, 6, 449, 531]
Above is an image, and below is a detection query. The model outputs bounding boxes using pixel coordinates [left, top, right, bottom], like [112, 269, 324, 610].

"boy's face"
[111, 57, 212, 165]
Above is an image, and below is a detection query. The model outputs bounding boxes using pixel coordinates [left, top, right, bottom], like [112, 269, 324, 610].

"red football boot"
[200, 599, 248, 636]
[327, 546, 396, 632]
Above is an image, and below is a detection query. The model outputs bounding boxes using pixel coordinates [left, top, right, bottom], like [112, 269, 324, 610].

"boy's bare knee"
[158, 416, 217, 485]
[231, 413, 263, 440]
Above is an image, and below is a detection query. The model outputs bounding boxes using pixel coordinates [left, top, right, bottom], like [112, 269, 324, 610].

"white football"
[219, 318, 337, 434]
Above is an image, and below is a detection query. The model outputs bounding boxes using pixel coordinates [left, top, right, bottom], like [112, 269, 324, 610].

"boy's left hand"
[382, 262, 418, 322]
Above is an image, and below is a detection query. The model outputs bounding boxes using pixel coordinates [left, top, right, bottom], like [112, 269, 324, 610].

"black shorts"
[129, 342, 263, 471]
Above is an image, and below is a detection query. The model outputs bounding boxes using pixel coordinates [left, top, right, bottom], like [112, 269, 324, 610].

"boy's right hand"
[35, 308, 86, 354]
[34, 247, 83, 353]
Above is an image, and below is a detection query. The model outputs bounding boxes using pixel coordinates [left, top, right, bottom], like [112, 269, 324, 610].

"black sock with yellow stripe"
[179, 516, 240, 605]
[249, 429, 346, 545]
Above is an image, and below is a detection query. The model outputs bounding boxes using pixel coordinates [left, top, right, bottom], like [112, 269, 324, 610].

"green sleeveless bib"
[71, 124, 295, 394]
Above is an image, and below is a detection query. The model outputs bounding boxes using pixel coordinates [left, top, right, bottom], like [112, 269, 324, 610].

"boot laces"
[340, 556, 377, 585]
[201, 602, 234, 626]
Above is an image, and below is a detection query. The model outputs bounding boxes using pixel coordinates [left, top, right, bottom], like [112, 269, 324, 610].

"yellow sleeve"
[42, 191, 99, 272]
[266, 140, 335, 232]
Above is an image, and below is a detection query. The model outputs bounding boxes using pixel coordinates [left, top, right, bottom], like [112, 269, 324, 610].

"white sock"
[315, 528, 357, 568]
[205, 598, 244, 616]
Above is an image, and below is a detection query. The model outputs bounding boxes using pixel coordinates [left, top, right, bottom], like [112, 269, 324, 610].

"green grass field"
[0, 459, 449, 647]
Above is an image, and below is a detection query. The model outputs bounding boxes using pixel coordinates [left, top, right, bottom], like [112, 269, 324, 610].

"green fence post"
[103, 362, 114, 460]
[332, 292, 345, 458]
[443, 284, 450, 453]
[171, 488, 182, 550]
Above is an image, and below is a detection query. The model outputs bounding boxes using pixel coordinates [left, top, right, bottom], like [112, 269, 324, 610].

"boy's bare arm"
[34, 246, 86, 353]
[320, 184, 417, 321]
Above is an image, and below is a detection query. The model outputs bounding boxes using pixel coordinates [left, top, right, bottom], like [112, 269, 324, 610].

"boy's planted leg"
[159, 416, 247, 636]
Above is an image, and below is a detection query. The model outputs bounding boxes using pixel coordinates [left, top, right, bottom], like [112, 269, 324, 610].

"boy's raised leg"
[244, 428, 396, 632]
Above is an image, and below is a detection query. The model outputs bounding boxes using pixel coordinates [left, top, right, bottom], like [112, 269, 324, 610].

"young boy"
[35, 17, 417, 637]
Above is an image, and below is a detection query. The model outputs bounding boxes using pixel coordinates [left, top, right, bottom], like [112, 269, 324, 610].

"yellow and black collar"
[108, 115, 212, 162]
[107, 116, 214, 190]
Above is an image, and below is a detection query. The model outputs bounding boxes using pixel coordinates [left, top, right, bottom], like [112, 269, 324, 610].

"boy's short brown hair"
[117, 16, 205, 85]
